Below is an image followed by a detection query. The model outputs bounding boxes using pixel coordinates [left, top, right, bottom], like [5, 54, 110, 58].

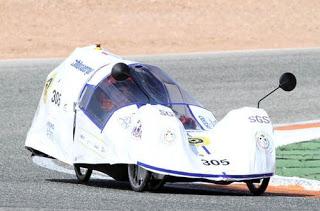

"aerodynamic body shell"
[25, 45, 275, 182]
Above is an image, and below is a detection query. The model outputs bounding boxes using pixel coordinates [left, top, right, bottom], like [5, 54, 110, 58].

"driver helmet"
[98, 91, 114, 111]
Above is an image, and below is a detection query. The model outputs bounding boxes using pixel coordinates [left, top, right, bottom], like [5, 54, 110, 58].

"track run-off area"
[0, 48, 319, 210]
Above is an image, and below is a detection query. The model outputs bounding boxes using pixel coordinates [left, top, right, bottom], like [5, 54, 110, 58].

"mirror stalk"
[257, 86, 280, 108]
[257, 72, 296, 109]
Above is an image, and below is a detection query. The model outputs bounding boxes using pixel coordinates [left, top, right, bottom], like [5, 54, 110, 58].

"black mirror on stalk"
[279, 72, 297, 91]
[257, 72, 297, 108]
[111, 63, 131, 81]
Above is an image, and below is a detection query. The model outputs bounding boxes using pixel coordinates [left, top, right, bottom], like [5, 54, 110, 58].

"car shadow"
[46, 178, 314, 198]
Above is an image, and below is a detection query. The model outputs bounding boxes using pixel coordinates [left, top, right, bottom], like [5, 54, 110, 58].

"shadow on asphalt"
[47, 178, 313, 198]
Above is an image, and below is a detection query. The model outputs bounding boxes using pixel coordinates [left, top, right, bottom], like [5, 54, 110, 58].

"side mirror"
[279, 72, 297, 91]
[257, 72, 297, 108]
[111, 63, 131, 81]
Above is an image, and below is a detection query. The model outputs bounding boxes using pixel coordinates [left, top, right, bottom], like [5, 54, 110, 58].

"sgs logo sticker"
[248, 115, 270, 124]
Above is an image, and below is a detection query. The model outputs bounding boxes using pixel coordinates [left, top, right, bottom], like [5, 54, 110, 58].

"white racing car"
[25, 45, 296, 195]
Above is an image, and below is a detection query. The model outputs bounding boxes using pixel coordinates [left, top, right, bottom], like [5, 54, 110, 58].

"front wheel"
[246, 177, 270, 195]
[74, 165, 92, 183]
[128, 164, 150, 192]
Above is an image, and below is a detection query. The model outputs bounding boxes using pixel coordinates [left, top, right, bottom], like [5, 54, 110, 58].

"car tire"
[246, 177, 270, 195]
[128, 164, 150, 192]
[74, 165, 92, 183]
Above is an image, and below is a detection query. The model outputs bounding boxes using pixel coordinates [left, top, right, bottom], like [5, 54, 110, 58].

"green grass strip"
[276, 139, 320, 180]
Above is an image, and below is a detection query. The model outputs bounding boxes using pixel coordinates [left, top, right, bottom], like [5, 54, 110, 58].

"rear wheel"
[74, 165, 92, 183]
[128, 164, 150, 192]
[246, 178, 270, 195]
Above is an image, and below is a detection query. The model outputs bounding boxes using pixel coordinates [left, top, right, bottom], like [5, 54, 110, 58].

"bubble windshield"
[80, 63, 203, 130]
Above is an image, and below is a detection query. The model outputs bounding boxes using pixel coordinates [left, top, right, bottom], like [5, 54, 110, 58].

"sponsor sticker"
[46, 121, 55, 140]
[188, 136, 211, 146]
[159, 109, 175, 117]
[71, 60, 94, 75]
[198, 115, 215, 129]
[255, 131, 273, 152]
[162, 129, 176, 143]
[43, 72, 57, 103]
[249, 115, 271, 124]
[132, 120, 142, 139]
[118, 116, 132, 129]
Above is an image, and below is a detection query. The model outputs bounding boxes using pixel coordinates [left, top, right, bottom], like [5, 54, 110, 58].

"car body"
[26, 45, 280, 194]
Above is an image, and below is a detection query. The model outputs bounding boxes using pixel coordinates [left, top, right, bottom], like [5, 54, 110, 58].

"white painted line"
[32, 156, 113, 180]
[274, 128, 320, 147]
[274, 119, 320, 147]
[270, 175, 320, 191]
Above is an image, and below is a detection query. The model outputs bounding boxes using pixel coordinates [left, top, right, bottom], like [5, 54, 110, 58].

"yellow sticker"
[188, 136, 211, 146]
[43, 72, 57, 103]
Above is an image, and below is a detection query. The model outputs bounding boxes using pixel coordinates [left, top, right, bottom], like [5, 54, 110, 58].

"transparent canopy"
[79, 64, 203, 129]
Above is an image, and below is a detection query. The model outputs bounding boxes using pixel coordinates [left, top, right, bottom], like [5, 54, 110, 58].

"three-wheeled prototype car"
[25, 45, 296, 195]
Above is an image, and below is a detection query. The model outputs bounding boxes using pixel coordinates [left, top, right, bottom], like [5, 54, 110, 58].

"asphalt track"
[0, 49, 320, 210]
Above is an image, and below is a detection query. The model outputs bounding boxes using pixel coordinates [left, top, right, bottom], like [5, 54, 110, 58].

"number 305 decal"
[51, 90, 61, 106]
[201, 159, 230, 166]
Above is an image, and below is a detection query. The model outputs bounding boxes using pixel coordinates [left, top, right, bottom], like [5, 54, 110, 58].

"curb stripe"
[274, 122, 320, 131]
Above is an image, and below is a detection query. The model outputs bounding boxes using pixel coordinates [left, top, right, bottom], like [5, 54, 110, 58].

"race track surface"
[0, 49, 319, 210]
